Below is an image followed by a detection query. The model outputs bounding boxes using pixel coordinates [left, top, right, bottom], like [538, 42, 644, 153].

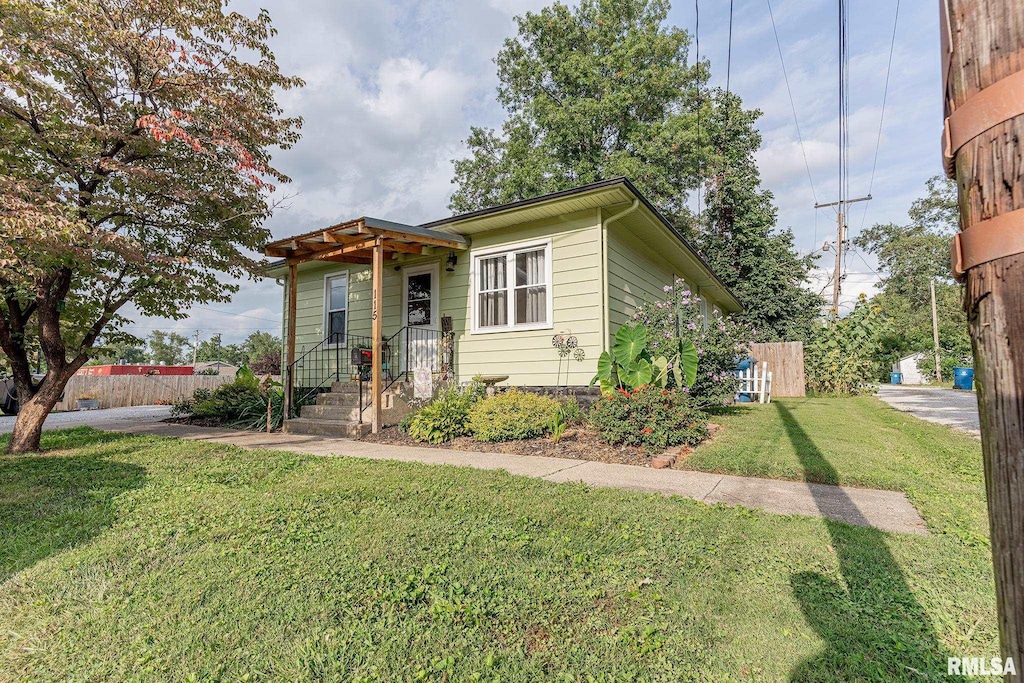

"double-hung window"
[325, 273, 348, 345]
[473, 242, 551, 332]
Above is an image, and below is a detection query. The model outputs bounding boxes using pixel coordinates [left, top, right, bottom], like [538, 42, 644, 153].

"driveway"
[876, 384, 980, 436]
[0, 405, 172, 434]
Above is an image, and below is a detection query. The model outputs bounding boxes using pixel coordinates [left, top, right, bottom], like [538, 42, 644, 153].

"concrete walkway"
[876, 384, 980, 436]
[108, 421, 927, 535]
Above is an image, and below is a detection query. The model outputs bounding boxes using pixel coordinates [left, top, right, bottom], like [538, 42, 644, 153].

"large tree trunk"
[5, 370, 74, 454]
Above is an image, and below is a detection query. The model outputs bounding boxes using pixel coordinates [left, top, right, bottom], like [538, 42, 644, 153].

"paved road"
[0, 405, 172, 434]
[876, 384, 980, 436]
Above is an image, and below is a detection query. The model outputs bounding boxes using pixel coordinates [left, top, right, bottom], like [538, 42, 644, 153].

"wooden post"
[943, 0, 1024, 669]
[284, 262, 298, 420]
[371, 237, 384, 433]
[930, 279, 943, 382]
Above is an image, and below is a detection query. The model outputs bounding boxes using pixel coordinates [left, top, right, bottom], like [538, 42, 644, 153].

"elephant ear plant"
[590, 323, 698, 393]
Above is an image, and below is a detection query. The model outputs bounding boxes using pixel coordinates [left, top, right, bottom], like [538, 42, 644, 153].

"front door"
[403, 263, 439, 373]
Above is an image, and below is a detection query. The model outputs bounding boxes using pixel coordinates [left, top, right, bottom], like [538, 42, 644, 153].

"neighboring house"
[893, 352, 931, 385]
[194, 361, 239, 376]
[265, 177, 741, 436]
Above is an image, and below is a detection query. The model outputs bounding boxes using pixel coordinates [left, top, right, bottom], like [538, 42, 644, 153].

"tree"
[449, 0, 820, 341]
[694, 93, 822, 341]
[147, 331, 190, 366]
[88, 340, 148, 365]
[194, 333, 244, 365]
[241, 330, 281, 366]
[853, 176, 969, 379]
[0, 0, 302, 452]
[449, 0, 713, 223]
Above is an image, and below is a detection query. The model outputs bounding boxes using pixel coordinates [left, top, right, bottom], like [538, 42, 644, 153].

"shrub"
[805, 295, 884, 395]
[407, 385, 478, 444]
[588, 385, 709, 452]
[469, 390, 561, 442]
[172, 366, 285, 430]
[632, 279, 752, 409]
[558, 395, 585, 426]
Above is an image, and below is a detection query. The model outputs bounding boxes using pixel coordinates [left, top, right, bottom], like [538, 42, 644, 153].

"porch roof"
[264, 216, 469, 265]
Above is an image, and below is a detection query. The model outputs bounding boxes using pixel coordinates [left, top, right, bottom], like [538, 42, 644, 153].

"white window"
[325, 273, 348, 345]
[472, 242, 552, 333]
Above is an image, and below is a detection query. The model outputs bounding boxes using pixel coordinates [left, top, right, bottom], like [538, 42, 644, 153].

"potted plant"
[76, 392, 100, 411]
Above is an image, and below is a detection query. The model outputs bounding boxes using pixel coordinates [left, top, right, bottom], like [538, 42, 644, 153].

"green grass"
[689, 397, 988, 548]
[0, 413, 996, 681]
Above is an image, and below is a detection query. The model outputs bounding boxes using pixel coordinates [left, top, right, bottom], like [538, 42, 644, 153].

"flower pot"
[76, 398, 100, 411]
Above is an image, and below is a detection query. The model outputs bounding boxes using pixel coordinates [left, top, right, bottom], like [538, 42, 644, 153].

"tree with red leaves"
[0, 0, 302, 452]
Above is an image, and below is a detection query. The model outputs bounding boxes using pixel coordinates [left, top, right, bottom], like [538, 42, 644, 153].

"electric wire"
[765, 0, 818, 206]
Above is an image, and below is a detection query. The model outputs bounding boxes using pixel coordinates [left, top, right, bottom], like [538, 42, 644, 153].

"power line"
[857, 0, 900, 233]
[193, 306, 280, 323]
[765, 0, 818, 205]
[726, 0, 734, 94]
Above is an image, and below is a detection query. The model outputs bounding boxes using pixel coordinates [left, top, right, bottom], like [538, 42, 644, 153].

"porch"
[265, 217, 469, 433]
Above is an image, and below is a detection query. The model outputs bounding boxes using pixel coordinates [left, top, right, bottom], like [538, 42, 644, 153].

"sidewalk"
[113, 421, 928, 535]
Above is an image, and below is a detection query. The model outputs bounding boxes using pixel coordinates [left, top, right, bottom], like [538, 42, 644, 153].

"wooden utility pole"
[283, 263, 297, 420]
[814, 195, 871, 316]
[192, 329, 200, 368]
[942, 0, 1024, 671]
[929, 279, 943, 382]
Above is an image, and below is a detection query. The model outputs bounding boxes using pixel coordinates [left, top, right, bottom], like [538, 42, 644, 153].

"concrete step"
[301, 403, 362, 421]
[330, 381, 360, 394]
[283, 417, 370, 439]
[317, 391, 362, 406]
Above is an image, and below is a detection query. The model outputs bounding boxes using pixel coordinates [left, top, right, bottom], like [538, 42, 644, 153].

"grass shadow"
[776, 403, 947, 680]
[0, 433, 146, 582]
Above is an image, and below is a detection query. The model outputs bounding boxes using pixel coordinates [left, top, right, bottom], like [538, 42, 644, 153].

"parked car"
[0, 375, 63, 416]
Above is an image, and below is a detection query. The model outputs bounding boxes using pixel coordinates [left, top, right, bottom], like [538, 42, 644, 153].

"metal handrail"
[287, 326, 453, 421]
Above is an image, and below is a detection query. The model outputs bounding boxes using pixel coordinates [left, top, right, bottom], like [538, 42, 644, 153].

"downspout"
[600, 199, 640, 351]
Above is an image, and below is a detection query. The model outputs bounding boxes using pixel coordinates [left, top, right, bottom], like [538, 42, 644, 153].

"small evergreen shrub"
[558, 395, 585, 426]
[469, 390, 561, 442]
[407, 386, 478, 444]
[588, 386, 709, 452]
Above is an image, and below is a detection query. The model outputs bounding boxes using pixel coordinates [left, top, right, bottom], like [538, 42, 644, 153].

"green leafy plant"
[558, 395, 585, 427]
[468, 390, 561, 442]
[805, 296, 885, 396]
[407, 385, 480, 444]
[590, 323, 697, 393]
[549, 407, 567, 444]
[171, 365, 287, 431]
[589, 386, 709, 452]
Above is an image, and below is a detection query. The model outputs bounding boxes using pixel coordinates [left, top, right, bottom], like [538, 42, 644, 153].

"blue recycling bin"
[953, 367, 974, 391]
[890, 372, 902, 384]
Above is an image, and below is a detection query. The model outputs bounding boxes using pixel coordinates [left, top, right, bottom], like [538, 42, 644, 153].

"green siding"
[606, 223, 688, 335]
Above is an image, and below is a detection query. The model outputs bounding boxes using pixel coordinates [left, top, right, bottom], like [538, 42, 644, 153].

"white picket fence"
[736, 361, 773, 404]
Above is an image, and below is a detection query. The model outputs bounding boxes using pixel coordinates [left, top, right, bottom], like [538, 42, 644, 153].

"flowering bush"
[588, 385, 709, 452]
[632, 279, 752, 409]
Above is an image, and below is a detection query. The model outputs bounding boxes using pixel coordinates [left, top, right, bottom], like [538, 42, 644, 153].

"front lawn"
[687, 396, 988, 547]
[1, 420, 996, 681]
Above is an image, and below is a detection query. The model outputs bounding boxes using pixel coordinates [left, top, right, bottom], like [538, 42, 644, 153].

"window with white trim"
[474, 244, 550, 331]
[325, 273, 348, 344]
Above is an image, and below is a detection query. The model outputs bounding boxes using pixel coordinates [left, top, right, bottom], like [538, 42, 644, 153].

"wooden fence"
[749, 341, 806, 397]
[55, 374, 234, 412]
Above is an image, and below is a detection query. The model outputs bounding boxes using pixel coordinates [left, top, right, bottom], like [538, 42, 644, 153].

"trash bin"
[890, 372, 903, 384]
[953, 367, 974, 391]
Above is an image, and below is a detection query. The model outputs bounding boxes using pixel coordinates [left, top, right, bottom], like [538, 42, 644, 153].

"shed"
[893, 352, 930, 385]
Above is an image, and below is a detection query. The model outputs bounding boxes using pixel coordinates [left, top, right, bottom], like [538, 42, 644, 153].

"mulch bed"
[162, 416, 230, 428]
[363, 426, 674, 467]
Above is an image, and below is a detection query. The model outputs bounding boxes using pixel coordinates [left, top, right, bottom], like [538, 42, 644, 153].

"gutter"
[600, 199, 640, 351]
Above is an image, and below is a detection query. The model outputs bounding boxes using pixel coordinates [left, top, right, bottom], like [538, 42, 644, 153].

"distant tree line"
[89, 330, 282, 375]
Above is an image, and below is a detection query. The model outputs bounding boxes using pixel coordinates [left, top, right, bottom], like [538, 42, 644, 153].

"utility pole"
[942, 0, 1024, 670]
[192, 329, 200, 368]
[929, 279, 942, 383]
[814, 195, 871, 316]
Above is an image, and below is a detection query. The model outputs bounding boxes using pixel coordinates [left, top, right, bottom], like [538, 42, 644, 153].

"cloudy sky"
[125, 0, 942, 345]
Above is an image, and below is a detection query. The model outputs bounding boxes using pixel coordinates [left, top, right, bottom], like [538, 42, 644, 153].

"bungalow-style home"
[265, 177, 741, 437]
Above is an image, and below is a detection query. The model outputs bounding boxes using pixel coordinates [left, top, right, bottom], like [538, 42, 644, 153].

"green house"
[266, 178, 740, 436]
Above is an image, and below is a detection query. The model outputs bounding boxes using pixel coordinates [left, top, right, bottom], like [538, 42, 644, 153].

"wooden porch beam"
[371, 237, 384, 433]
[283, 262, 298, 420]
[357, 225, 466, 250]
